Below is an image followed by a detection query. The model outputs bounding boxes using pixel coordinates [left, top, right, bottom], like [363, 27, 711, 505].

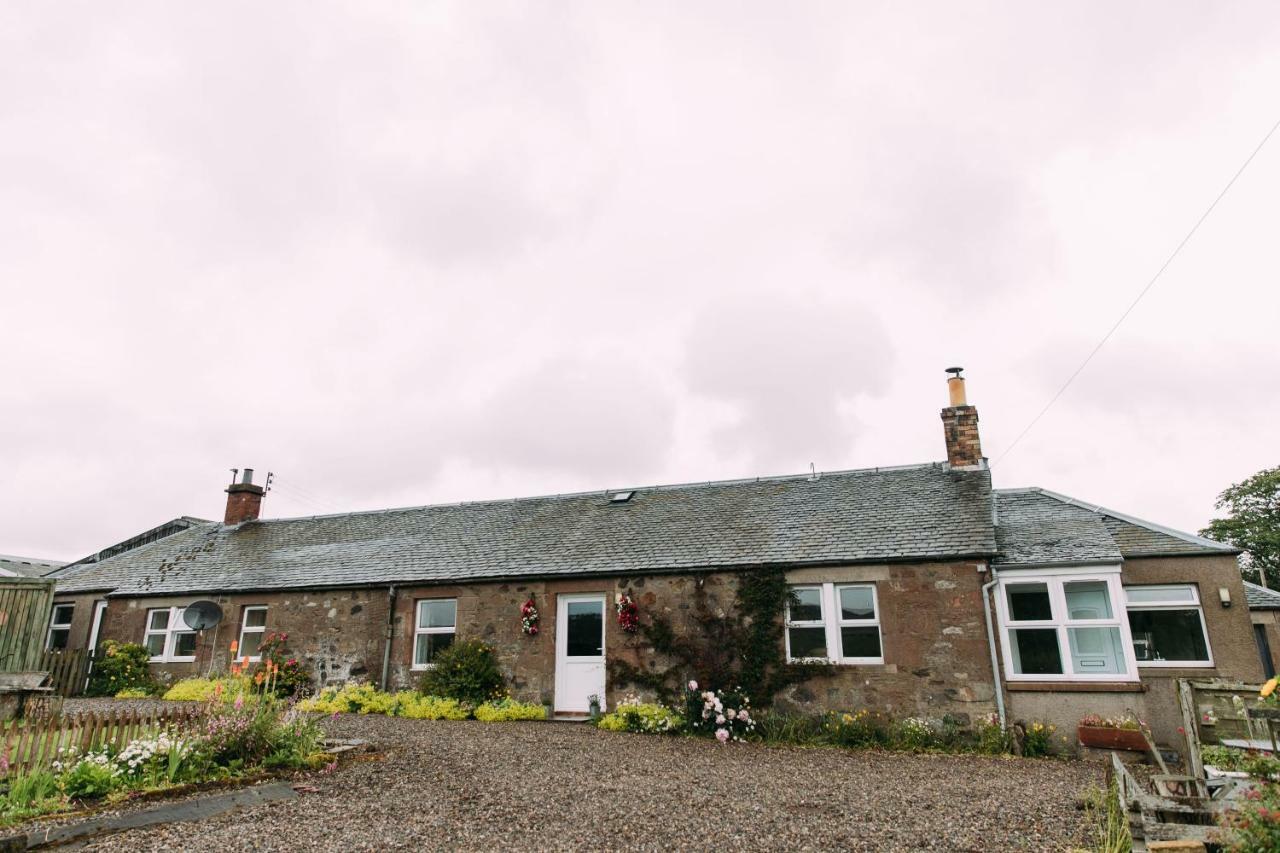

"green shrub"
[474, 698, 547, 722]
[755, 712, 824, 745]
[596, 701, 682, 733]
[297, 684, 471, 720]
[59, 755, 123, 800]
[86, 641, 157, 698]
[1, 769, 61, 820]
[399, 694, 470, 720]
[973, 714, 1014, 755]
[417, 639, 504, 705]
[823, 710, 891, 749]
[1020, 721, 1056, 758]
[163, 677, 251, 702]
[253, 633, 312, 698]
[1222, 781, 1280, 851]
[891, 717, 937, 752]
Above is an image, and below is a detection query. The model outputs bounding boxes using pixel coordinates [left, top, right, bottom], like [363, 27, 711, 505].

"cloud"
[683, 295, 894, 469]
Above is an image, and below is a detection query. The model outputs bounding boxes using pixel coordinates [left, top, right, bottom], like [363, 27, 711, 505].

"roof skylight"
[609, 491, 635, 503]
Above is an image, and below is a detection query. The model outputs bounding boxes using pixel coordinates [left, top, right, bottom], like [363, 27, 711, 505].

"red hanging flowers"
[521, 596, 540, 636]
[615, 592, 639, 633]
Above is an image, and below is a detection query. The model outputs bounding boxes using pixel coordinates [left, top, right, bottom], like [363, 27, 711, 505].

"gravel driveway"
[64, 713, 1104, 852]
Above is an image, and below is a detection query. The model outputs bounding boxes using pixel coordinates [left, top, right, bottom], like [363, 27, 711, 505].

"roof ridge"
[249, 461, 953, 525]
[1022, 487, 1235, 552]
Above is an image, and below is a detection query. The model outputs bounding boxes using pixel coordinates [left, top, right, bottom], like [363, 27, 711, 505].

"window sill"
[1006, 681, 1146, 693]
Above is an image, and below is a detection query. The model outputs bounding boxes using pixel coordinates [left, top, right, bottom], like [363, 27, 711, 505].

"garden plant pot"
[1077, 725, 1149, 751]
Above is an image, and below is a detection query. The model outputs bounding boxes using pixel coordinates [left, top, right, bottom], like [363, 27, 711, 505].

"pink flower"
[738, 709, 750, 721]
[234, 695, 244, 710]
[716, 714, 726, 725]
[715, 728, 730, 743]
[688, 680, 698, 691]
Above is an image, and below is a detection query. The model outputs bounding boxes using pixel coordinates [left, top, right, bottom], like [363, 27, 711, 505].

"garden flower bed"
[0, 675, 332, 829]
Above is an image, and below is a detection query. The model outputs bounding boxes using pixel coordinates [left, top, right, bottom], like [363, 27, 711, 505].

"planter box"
[1077, 725, 1148, 751]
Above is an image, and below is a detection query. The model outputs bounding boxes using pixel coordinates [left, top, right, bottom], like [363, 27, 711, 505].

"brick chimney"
[224, 468, 265, 525]
[940, 368, 985, 470]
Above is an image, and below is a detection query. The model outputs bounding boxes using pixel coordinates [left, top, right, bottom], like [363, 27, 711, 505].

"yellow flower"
[1262, 677, 1278, 698]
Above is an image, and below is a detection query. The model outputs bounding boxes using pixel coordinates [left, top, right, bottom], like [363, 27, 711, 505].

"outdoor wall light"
[1219, 587, 1232, 608]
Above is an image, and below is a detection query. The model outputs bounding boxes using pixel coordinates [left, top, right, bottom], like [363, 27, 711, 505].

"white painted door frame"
[554, 593, 607, 714]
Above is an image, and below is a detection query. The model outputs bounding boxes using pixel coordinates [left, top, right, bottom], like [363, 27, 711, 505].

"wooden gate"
[0, 578, 56, 673]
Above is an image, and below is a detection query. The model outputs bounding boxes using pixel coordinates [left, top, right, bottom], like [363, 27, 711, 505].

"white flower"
[726, 709, 736, 719]
[688, 680, 698, 691]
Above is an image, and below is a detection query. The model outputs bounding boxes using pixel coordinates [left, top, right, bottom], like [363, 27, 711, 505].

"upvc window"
[144, 607, 198, 662]
[47, 604, 74, 650]
[412, 599, 457, 669]
[785, 583, 883, 664]
[996, 570, 1137, 682]
[237, 606, 268, 661]
[1125, 585, 1213, 667]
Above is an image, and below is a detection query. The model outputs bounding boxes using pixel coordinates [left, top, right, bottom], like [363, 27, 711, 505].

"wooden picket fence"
[1, 706, 206, 777]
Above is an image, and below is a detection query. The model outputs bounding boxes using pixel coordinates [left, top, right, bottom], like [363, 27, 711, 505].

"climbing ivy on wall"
[608, 567, 829, 706]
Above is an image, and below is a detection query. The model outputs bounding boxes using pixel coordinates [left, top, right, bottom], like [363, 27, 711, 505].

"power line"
[995, 113, 1280, 465]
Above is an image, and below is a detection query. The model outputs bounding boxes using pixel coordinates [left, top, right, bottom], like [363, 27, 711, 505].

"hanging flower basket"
[521, 596, 540, 636]
[615, 592, 639, 633]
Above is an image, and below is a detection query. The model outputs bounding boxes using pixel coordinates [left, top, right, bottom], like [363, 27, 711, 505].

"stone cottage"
[46, 371, 1259, 745]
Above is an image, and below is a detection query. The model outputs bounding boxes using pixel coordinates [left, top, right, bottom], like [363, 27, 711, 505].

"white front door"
[554, 593, 606, 714]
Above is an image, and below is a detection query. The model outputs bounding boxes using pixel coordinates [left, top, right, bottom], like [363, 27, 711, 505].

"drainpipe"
[980, 563, 1007, 728]
[380, 585, 397, 692]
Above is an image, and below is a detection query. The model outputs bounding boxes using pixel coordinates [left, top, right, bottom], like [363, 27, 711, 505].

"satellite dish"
[183, 600, 224, 631]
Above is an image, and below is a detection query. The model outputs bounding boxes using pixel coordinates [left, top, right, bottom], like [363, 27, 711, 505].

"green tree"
[1200, 465, 1280, 588]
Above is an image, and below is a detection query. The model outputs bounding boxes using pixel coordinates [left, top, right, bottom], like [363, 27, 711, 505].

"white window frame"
[995, 566, 1138, 683]
[785, 583, 884, 665]
[237, 606, 268, 662]
[411, 598, 457, 671]
[1124, 584, 1214, 668]
[47, 603, 74, 650]
[144, 606, 198, 663]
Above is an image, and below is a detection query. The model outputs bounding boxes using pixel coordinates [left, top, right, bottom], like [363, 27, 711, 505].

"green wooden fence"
[0, 577, 55, 673]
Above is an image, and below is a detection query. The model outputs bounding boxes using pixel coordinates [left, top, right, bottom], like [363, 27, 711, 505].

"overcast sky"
[4, 2, 1278, 562]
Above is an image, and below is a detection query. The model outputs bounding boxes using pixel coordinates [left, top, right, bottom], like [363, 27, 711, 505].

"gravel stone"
[68, 715, 1102, 851]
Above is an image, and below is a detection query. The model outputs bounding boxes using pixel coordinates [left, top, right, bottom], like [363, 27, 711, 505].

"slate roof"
[0, 554, 66, 578]
[994, 488, 1238, 567]
[54, 463, 999, 596]
[1244, 581, 1280, 610]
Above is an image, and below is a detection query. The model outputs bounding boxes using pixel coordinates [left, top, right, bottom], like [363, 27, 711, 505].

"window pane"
[840, 626, 881, 659]
[790, 587, 823, 622]
[1126, 585, 1196, 605]
[1067, 626, 1126, 674]
[419, 600, 457, 629]
[244, 608, 267, 629]
[838, 587, 875, 621]
[1007, 583, 1053, 621]
[415, 631, 454, 666]
[145, 633, 167, 657]
[566, 601, 603, 657]
[1128, 609, 1210, 663]
[173, 632, 197, 658]
[788, 627, 827, 659]
[52, 605, 74, 626]
[1064, 581, 1113, 620]
[148, 610, 170, 631]
[1010, 628, 1062, 675]
[49, 629, 70, 650]
[239, 631, 264, 659]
